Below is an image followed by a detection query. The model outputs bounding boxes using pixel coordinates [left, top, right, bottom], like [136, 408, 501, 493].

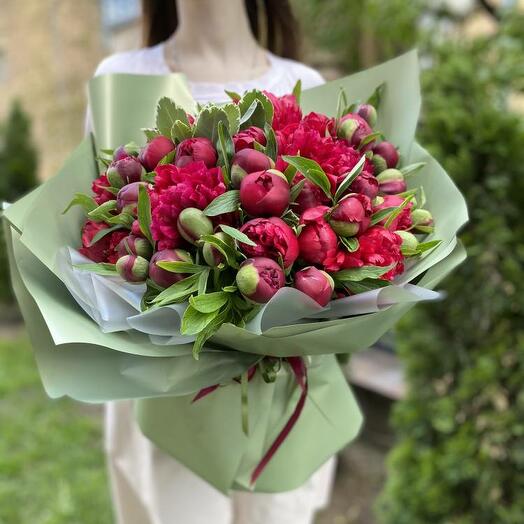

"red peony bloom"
[373, 194, 413, 231]
[233, 126, 266, 151]
[92, 173, 115, 205]
[294, 180, 331, 214]
[264, 92, 302, 131]
[79, 220, 127, 263]
[354, 227, 404, 280]
[350, 172, 379, 200]
[150, 161, 226, 250]
[298, 206, 338, 266]
[239, 217, 299, 269]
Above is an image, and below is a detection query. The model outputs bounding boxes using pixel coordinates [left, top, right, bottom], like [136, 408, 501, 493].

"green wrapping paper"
[2, 50, 468, 493]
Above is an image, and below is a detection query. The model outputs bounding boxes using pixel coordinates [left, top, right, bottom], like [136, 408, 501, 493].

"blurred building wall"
[0, 0, 140, 181]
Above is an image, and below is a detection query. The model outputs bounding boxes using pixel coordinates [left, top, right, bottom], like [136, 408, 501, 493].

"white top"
[94, 43, 325, 103]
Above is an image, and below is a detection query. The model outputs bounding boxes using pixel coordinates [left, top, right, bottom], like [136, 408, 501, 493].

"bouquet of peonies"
[3, 51, 467, 493]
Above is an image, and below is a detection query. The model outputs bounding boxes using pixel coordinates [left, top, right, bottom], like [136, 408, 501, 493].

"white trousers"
[105, 401, 335, 524]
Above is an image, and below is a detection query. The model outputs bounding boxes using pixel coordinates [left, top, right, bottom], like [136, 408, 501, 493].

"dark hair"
[141, 0, 299, 59]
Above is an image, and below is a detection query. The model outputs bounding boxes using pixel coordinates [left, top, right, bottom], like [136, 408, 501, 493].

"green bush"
[0, 101, 38, 303]
[377, 13, 524, 524]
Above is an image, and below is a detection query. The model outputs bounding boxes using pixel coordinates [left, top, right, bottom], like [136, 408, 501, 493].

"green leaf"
[283, 164, 297, 184]
[156, 97, 189, 137]
[222, 103, 241, 135]
[191, 307, 228, 359]
[358, 132, 383, 150]
[401, 162, 426, 177]
[219, 224, 257, 247]
[264, 124, 278, 162]
[340, 236, 359, 252]
[152, 273, 201, 305]
[88, 224, 125, 247]
[87, 200, 117, 221]
[222, 285, 237, 293]
[62, 193, 98, 215]
[203, 190, 240, 216]
[333, 264, 396, 282]
[336, 88, 349, 120]
[224, 90, 241, 103]
[138, 185, 154, 245]
[200, 234, 240, 269]
[198, 268, 210, 295]
[281, 156, 332, 200]
[143, 128, 161, 141]
[106, 212, 134, 228]
[181, 305, 219, 336]
[290, 179, 306, 202]
[238, 90, 273, 129]
[73, 263, 118, 276]
[370, 206, 397, 226]
[142, 171, 156, 183]
[292, 79, 302, 104]
[366, 83, 385, 109]
[217, 120, 234, 186]
[334, 155, 366, 202]
[416, 240, 442, 253]
[171, 120, 193, 143]
[239, 99, 260, 127]
[156, 261, 205, 274]
[195, 105, 229, 146]
[158, 150, 176, 165]
[343, 278, 390, 294]
[384, 195, 414, 229]
[189, 291, 230, 313]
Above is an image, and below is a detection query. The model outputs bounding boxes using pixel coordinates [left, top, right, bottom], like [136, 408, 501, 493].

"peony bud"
[175, 137, 218, 168]
[231, 148, 275, 188]
[202, 232, 234, 267]
[371, 154, 388, 175]
[240, 169, 290, 217]
[396, 230, 419, 252]
[298, 206, 339, 266]
[356, 103, 378, 127]
[373, 141, 399, 169]
[233, 126, 266, 151]
[113, 142, 140, 162]
[328, 194, 372, 237]
[116, 235, 153, 259]
[350, 172, 379, 200]
[149, 249, 192, 288]
[116, 254, 149, 283]
[236, 257, 285, 304]
[116, 182, 148, 213]
[411, 208, 434, 230]
[107, 156, 146, 188]
[294, 267, 334, 307]
[376, 168, 406, 194]
[337, 114, 373, 147]
[176, 208, 213, 244]
[139, 136, 176, 171]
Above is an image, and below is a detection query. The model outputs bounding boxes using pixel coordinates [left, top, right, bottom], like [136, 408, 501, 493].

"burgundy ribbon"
[250, 357, 308, 485]
[191, 357, 308, 487]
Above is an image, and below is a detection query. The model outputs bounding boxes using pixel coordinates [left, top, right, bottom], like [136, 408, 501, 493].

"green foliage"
[0, 335, 111, 523]
[293, 0, 423, 71]
[376, 11, 524, 524]
[0, 101, 38, 303]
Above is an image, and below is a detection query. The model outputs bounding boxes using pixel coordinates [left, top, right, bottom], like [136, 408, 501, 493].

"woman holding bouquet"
[88, 1, 334, 523]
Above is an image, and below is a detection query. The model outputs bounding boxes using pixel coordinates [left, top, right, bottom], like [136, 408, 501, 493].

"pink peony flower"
[239, 217, 299, 269]
[92, 173, 115, 205]
[150, 161, 226, 250]
[294, 267, 334, 306]
[264, 92, 302, 131]
[139, 136, 176, 171]
[236, 257, 285, 304]
[79, 220, 127, 263]
[373, 194, 413, 231]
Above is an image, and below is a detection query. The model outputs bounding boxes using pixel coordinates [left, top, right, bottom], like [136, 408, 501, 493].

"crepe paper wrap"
[2, 50, 468, 493]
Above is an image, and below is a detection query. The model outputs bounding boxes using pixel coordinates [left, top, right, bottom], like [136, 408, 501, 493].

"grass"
[0, 334, 112, 524]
